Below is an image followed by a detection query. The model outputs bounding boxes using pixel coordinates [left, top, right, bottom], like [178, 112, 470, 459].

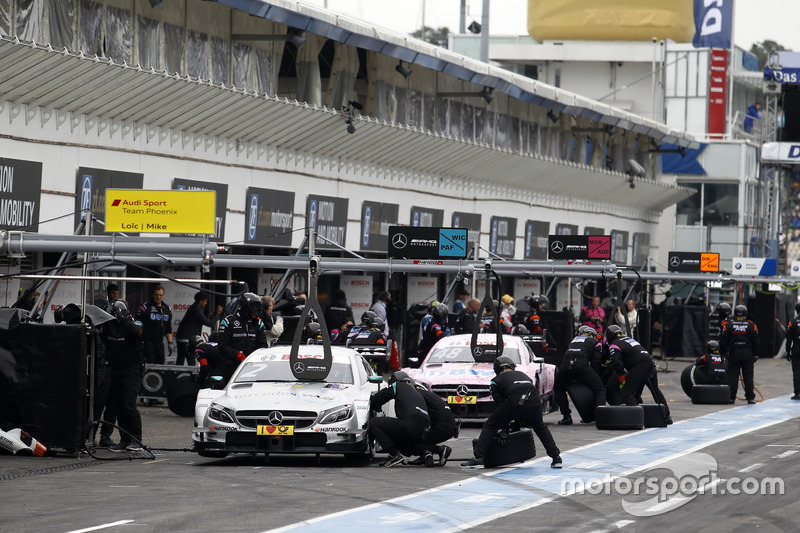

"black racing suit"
[324, 299, 354, 334]
[553, 335, 606, 418]
[473, 369, 560, 460]
[135, 300, 173, 364]
[102, 314, 144, 447]
[786, 316, 800, 395]
[176, 301, 212, 365]
[417, 321, 448, 358]
[217, 311, 268, 364]
[606, 335, 653, 406]
[414, 387, 457, 455]
[694, 352, 728, 385]
[194, 342, 239, 387]
[348, 326, 389, 372]
[368, 381, 430, 456]
[721, 317, 759, 401]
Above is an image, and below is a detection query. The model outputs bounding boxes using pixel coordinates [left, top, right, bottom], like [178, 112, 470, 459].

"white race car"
[192, 345, 384, 458]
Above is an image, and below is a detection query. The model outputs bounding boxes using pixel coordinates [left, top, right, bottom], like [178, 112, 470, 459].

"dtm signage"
[388, 226, 468, 259]
[105, 189, 215, 234]
[762, 143, 800, 164]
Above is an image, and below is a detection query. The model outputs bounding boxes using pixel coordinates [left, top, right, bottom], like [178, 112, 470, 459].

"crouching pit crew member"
[462, 356, 562, 469]
[368, 371, 430, 467]
[553, 325, 606, 425]
[404, 377, 456, 467]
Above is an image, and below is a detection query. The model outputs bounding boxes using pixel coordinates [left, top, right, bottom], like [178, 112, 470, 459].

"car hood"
[409, 362, 496, 384]
[222, 382, 353, 410]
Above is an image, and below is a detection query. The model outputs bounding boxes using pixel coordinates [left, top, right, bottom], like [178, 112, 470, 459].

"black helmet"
[513, 324, 530, 335]
[706, 340, 720, 354]
[432, 303, 449, 319]
[112, 300, 130, 320]
[536, 295, 548, 308]
[239, 292, 263, 318]
[388, 371, 412, 385]
[412, 380, 428, 391]
[493, 355, 516, 374]
[578, 325, 597, 337]
[717, 302, 731, 316]
[372, 317, 385, 331]
[606, 324, 623, 341]
[734, 304, 748, 318]
[360, 310, 378, 326]
[303, 322, 323, 342]
[190, 335, 205, 352]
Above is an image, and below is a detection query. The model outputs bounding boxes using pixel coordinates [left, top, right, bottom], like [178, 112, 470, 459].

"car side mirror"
[210, 375, 225, 390]
[368, 375, 384, 384]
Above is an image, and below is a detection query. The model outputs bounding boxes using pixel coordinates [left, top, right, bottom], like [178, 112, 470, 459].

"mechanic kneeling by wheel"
[405, 377, 455, 467]
[552, 325, 607, 425]
[368, 371, 430, 467]
[461, 356, 562, 469]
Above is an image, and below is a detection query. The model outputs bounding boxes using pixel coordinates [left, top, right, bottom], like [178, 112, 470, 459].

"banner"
[731, 257, 777, 277]
[707, 49, 728, 137]
[524, 220, 549, 260]
[307, 195, 348, 250]
[692, 0, 732, 49]
[410, 206, 444, 227]
[75, 167, 143, 234]
[360, 201, 398, 252]
[173, 178, 228, 241]
[489, 216, 517, 259]
[407, 276, 438, 306]
[0, 158, 41, 232]
[245, 187, 295, 247]
[341, 275, 373, 316]
[764, 51, 800, 84]
[452, 211, 481, 247]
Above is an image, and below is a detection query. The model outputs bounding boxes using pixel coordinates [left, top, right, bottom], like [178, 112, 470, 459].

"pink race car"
[404, 334, 557, 419]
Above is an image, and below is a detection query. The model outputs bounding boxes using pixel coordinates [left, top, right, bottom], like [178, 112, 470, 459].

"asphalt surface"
[1, 356, 798, 533]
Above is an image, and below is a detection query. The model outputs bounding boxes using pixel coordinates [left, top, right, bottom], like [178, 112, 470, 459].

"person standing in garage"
[785, 302, 800, 400]
[136, 285, 173, 365]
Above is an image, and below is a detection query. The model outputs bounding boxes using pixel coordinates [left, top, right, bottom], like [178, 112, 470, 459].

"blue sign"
[439, 228, 468, 257]
[247, 193, 258, 240]
[764, 51, 800, 84]
[693, 0, 732, 49]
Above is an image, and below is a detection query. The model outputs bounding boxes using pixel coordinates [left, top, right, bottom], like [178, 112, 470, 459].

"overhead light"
[395, 61, 412, 79]
[286, 28, 306, 50]
[628, 176, 636, 189]
[467, 20, 481, 34]
[546, 110, 559, 124]
[626, 159, 647, 178]
[480, 87, 494, 104]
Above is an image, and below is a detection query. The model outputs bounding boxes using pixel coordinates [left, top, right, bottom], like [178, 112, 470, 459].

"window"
[676, 183, 738, 226]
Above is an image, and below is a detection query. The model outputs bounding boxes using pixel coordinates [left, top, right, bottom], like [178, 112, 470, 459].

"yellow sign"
[257, 425, 294, 436]
[700, 253, 720, 272]
[104, 189, 216, 234]
[447, 396, 477, 405]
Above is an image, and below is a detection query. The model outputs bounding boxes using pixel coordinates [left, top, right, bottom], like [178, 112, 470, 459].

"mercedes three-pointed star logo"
[392, 233, 408, 249]
[473, 346, 483, 357]
[456, 384, 470, 396]
[670, 256, 681, 267]
[267, 411, 283, 425]
[551, 240, 564, 253]
[293, 362, 305, 373]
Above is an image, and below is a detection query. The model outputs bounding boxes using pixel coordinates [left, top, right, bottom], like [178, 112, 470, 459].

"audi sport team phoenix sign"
[388, 226, 469, 259]
[105, 189, 216, 234]
[547, 235, 611, 260]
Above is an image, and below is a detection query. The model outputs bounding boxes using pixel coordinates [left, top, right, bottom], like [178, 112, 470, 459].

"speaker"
[139, 364, 195, 399]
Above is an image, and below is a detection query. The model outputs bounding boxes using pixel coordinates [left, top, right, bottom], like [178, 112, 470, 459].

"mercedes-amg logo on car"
[392, 233, 408, 249]
[456, 384, 470, 396]
[267, 411, 283, 425]
[293, 362, 305, 373]
[670, 256, 681, 267]
[473, 346, 483, 357]
[550, 240, 563, 253]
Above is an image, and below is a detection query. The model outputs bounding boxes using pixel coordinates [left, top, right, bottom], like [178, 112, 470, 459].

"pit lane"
[1, 357, 796, 533]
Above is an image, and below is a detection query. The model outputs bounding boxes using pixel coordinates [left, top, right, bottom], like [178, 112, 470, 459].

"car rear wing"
[352, 341, 393, 362]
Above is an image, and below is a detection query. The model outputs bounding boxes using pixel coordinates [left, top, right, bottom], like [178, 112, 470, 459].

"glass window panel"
[211, 36, 229, 85]
[78, 0, 101, 56]
[255, 48, 273, 94]
[509, 117, 520, 152]
[104, 6, 131, 63]
[448, 100, 462, 138]
[676, 183, 701, 225]
[462, 103, 474, 141]
[408, 90, 421, 129]
[704, 183, 738, 226]
[0, 0, 10, 36]
[233, 41, 253, 90]
[395, 86, 407, 124]
[16, 0, 43, 42]
[188, 30, 208, 79]
[422, 93, 434, 132]
[436, 97, 448, 135]
[48, 0, 74, 49]
[137, 16, 159, 70]
[163, 23, 183, 75]
[495, 113, 508, 148]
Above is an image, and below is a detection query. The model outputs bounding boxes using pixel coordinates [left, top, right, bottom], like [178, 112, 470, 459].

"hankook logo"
[267, 411, 283, 425]
[392, 233, 408, 249]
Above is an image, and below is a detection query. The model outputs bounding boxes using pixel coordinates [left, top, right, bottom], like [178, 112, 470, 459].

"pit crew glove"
[167, 343, 174, 356]
[497, 431, 510, 447]
[237, 351, 246, 362]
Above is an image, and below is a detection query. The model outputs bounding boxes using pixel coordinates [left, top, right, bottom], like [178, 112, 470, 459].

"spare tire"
[166, 375, 200, 417]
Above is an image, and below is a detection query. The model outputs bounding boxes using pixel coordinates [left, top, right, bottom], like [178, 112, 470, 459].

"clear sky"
[303, 1, 800, 53]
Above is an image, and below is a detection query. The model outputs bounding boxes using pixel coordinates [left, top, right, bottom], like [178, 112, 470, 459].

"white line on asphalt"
[65, 520, 134, 533]
[772, 450, 799, 459]
[738, 463, 764, 473]
[613, 520, 635, 528]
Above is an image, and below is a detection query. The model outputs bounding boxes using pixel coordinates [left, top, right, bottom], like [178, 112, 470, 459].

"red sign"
[707, 49, 728, 138]
[587, 236, 611, 259]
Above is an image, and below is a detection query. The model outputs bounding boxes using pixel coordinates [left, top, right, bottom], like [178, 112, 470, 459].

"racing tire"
[681, 364, 695, 399]
[473, 429, 536, 468]
[691, 384, 730, 404]
[640, 403, 669, 428]
[166, 375, 200, 417]
[197, 450, 228, 458]
[567, 382, 596, 423]
[595, 405, 644, 430]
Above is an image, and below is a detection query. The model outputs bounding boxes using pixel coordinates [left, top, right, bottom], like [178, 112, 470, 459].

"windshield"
[426, 345, 522, 365]
[234, 360, 354, 384]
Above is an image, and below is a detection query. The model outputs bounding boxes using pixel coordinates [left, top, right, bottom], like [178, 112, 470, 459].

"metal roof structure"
[0, 35, 693, 213]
